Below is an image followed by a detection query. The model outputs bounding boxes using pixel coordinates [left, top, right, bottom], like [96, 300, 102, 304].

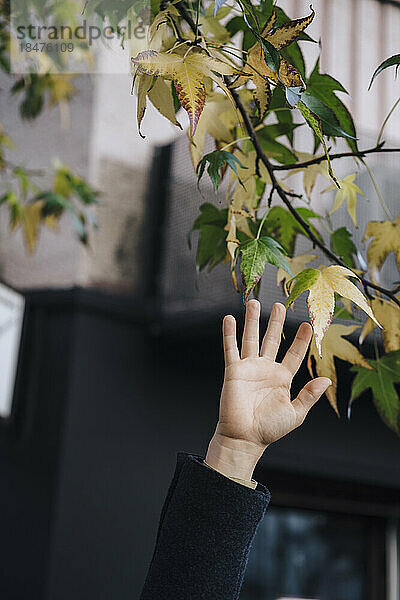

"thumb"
[292, 377, 332, 424]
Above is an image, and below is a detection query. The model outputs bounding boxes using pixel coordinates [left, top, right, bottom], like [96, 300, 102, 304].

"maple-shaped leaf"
[131, 49, 238, 136]
[286, 265, 380, 356]
[246, 7, 314, 118]
[285, 152, 331, 199]
[330, 227, 357, 268]
[148, 78, 183, 131]
[190, 203, 228, 271]
[307, 57, 358, 152]
[359, 297, 400, 353]
[197, 150, 246, 191]
[363, 213, 400, 273]
[261, 206, 322, 255]
[351, 350, 400, 436]
[308, 324, 371, 415]
[239, 236, 291, 301]
[323, 173, 364, 227]
[277, 253, 317, 292]
[189, 90, 252, 170]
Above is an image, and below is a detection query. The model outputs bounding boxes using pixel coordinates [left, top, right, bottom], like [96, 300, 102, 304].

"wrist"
[205, 431, 266, 481]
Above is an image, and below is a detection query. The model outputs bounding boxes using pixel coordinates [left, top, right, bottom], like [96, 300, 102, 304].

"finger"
[292, 377, 332, 423]
[222, 315, 239, 366]
[241, 299, 260, 359]
[281, 322, 313, 376]
[260, 303, 286, 360]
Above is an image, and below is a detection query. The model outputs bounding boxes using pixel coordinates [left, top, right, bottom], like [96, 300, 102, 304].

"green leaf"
[239, 0, 280, 72]
[269, 87, 297, 145]
[190, 203, 229, 271]
[369, 54, 400, 90]
[297, 100, 339, 189]
[239, 235, 291, 300]
[197, 224, 227, 271]
[285, 268, 320, 308]
[260, 206, 322, 255]
[196, 150, 246, 191]
[330, 227, 357, 268]
[300, 91, 356, 140]
[307, 58, 358, 152]
[257, 128, 298, 164]
[351, 350, 400, 436]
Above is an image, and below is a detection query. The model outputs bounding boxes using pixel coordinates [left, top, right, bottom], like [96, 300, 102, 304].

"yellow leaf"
[285, 152, 331, 199]
[359, 297, 400, 352]
[131, 48, 238, 136]
[308, 324, 371, 415]
[189, 92, 236, 169]
[363, 213, 400, 272]
[136, 74, 154, 138]
[22, 201, 44, 253]
[309, 266, 380, 355]
[225, 211, 239, 290]
[48, 75, 76, 105]
[148, 78, 183, 131]
[245, 8, 315, 117]
[323, 173, 364, 227]
[277, 254, 317, 291]
[265, 8, 315, 50]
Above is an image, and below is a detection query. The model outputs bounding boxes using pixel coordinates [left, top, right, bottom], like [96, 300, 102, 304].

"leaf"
[197, 150, 246, 191]
[277, 253, 317, 292]
[148, 78, 183, 131]
[239, 236, 291, 300]
[323, 174, 364, 227]
[286, 265, 380, 356]
[351, 351, 400, 436]
[299, 91, 356, 140]
[285, 151, 331, 199]
[307, 57, 358, 152]
[21, 201, 45, 253]
[131, 49, 238, 136]
[363, 213, 400, 273]
[48, 74, 76, 106]
[330, 227, 357, 268]
[308, 324, 372, 415]
[359, 297, 400, 353]
[265, 8, 315, 49]
[296, 100, 339, 189]
[191, 203, 228, 271]
[189, 91, 243, 170]
[257, 127, 298, 164]
[369, 54, 400, 90]
[245, 7, 315, 118]
[261, 206, 322, 255]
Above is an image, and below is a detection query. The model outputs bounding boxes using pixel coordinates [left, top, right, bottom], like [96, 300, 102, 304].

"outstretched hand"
[205, 300, 332, 481]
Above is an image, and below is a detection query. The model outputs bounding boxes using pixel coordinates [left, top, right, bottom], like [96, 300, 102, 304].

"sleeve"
[140, 452, 271, 600]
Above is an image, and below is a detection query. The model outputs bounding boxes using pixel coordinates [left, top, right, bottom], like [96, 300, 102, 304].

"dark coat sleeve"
[140, 452, 270, 600]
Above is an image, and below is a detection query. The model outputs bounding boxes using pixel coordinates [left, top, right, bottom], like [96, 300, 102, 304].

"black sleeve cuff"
[140, 452, 270, 600]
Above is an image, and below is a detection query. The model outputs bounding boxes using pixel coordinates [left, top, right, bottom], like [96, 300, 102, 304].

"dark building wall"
[0, 289, 399, 600]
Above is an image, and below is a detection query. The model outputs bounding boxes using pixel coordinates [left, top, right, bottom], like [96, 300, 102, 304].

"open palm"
[206, 300, 331, 481]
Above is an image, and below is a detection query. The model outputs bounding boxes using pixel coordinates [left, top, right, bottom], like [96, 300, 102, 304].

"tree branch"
[230, 88, 400, 309]
[272, 144, 400, 171]
[175, 0, 400, 309]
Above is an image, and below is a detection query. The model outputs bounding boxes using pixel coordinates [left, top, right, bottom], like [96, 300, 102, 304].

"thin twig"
[272, 144, 400, 171]
[174, 0, 400, 309]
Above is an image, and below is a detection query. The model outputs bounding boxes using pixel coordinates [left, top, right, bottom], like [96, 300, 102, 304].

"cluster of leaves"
[0, 3, 98, 249]
[0, 129, 99, 251]
[129, 0, 400, 437]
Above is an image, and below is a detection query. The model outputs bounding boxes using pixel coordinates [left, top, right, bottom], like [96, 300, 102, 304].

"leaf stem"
[219, 136, 251, 151]
[377, 95, 400, 146]
[360, 157, 393, 221]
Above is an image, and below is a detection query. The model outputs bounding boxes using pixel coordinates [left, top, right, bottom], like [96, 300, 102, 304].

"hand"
[205, 300, 332, 481]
